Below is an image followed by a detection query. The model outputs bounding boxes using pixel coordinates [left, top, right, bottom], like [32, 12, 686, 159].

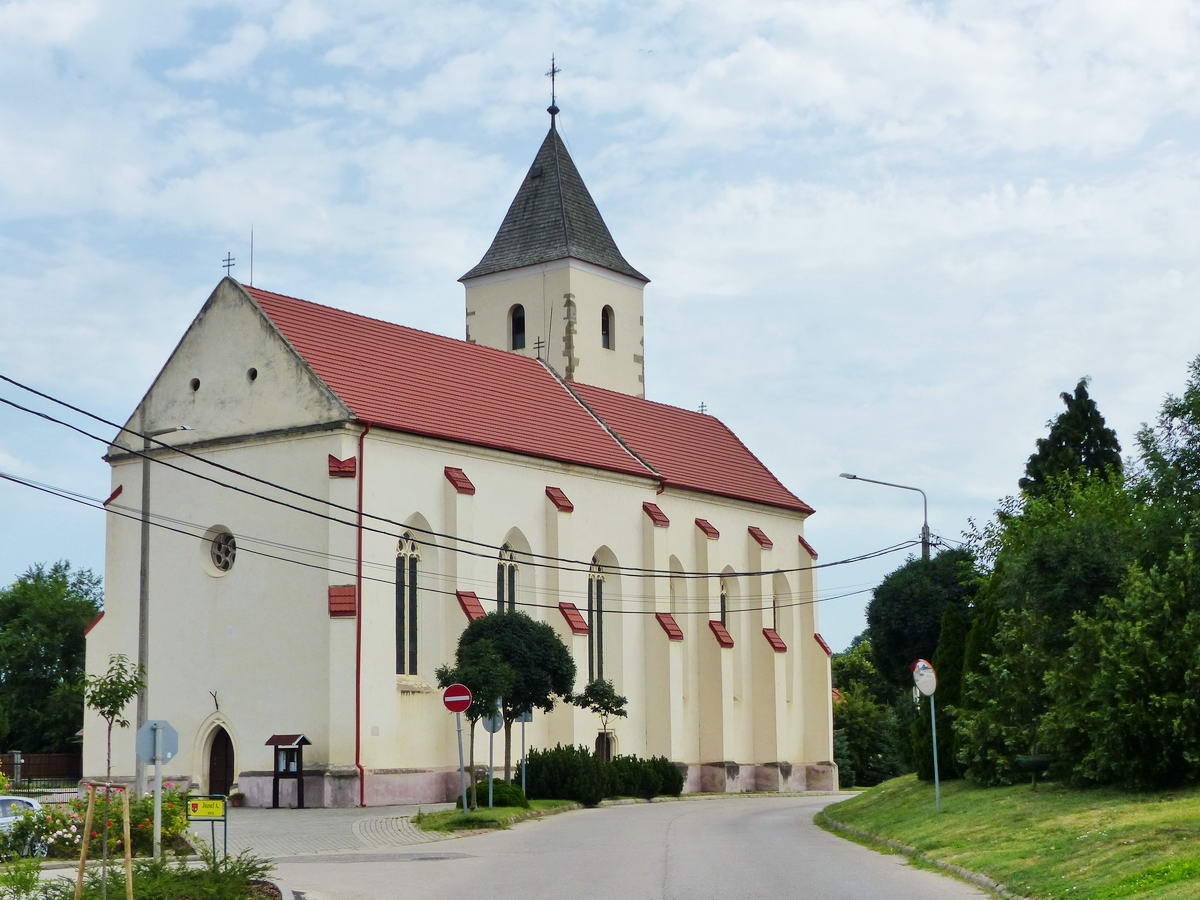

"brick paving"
[189, 803, 456, 860]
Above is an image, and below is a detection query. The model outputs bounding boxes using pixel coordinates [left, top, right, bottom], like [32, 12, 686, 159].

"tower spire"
[545, 55, 561, 120]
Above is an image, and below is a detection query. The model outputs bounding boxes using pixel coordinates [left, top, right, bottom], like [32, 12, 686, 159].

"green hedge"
[520, 745, 684, 805]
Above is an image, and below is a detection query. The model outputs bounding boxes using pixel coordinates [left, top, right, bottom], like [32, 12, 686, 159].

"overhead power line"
[0, 375, 897, 580]
[0, 471, 892, 617]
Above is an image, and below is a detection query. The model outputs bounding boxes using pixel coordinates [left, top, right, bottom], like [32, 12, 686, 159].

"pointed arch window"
[719, 579, 729, 626]
[396, 534, 420, 674]
[588, 558, 605, 681]
[601, 306, 614, 350]
[510, 305, 526, 350]
[496, 544, 518, 613]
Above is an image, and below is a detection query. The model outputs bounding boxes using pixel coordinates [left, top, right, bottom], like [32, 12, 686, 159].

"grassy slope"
[818, 775, 1200, 899]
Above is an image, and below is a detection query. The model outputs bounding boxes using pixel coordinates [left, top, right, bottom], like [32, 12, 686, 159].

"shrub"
[520, 744, 610, 806]
[650, 756, 684, 797]
[456, 779, 529, 809]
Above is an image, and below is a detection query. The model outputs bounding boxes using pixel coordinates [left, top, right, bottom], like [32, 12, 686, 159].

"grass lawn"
[413, 799, 578, 833]
[817, 774, 1200, 899]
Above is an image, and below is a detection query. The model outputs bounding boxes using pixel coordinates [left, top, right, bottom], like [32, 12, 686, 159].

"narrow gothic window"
[601, 306, 614, 350]
[588, 559, 605, 681]
[719, 580, 728, 626]
[396, 534, 420, 674]
[496, 545, 518, 613]
[510, 305, 526, 350]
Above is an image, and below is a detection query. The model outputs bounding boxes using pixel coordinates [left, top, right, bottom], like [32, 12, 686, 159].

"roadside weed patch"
[415, 799, 576, 833]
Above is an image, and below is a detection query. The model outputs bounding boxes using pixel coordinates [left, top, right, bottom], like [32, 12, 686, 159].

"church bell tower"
[460, 97, 649, 397]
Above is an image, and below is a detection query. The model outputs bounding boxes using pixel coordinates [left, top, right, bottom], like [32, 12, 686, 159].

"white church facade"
[83, 112, 836, 806]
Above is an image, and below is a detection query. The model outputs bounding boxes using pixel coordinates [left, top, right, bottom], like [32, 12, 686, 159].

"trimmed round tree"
[455, 611, 576, 779]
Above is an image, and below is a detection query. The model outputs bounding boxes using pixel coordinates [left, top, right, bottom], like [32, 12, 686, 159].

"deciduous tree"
[0, 562, 102, 752]
[454, 612, 575, 779]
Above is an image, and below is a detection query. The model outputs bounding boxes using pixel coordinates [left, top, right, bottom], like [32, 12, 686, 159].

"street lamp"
[839, 472, 931, 560]
[135, 424, 191, 797]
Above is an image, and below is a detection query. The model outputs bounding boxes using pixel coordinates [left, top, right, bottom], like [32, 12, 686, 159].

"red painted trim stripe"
[814, 633, 833, 657]
[84, 611, 105, 636]
[102, 485, 123, 506]
[798, 534, 819, 559]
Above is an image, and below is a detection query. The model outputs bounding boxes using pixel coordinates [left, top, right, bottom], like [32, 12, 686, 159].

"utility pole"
[135, 423, 191, 797]
[839, 472, 931, 560]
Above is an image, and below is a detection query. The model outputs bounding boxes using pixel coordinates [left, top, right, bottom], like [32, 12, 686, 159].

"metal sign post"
[442, 685, 473, 814]
[517, 709, 533, 795]
[152, 724, 162, 858]
[911, 659, 941, 813]
[481, 698, 504, 809]
[185, 796, 228, 862]
[136, 720, 178, 860]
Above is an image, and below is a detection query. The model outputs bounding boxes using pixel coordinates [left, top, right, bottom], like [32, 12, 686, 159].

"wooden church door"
[208, 727, 234, 796]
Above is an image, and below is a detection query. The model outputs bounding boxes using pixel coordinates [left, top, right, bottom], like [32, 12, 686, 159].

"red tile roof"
[695, 518, 719, 539]
[814, 633, 833, 657]
[245, 284, 812, 515]
[328, 455, 357, 478]
[709, 619, 735, 648]
[655, 612, 684, 641]
[248, 286, 650, 480]
[558, 602, 589, 635]
[545, 486, 574, 512]
[748, 526, 773, 549]
[444, 466, 475, 495]
[571, 382, 813, 514]
[328, 585, 357, 618]
[762, 628, 787, 652]
[456, 591, 486, 621]
[643, 501, 670, 527]
[798, 534, 819, 559]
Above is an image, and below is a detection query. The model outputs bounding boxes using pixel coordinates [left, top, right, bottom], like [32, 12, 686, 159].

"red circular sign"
[442, 683, 472, 713]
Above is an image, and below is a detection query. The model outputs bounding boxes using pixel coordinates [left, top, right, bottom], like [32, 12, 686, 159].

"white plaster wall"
[85, 430, 345, 788]
[463, 259, 646, 396]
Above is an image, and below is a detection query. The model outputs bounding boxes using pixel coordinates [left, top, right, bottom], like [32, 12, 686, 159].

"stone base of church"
[364, 767, 463, 806]
[239, 759, 838, 808]
[239, 765, 359, 808]
[690, 760, 838, 793]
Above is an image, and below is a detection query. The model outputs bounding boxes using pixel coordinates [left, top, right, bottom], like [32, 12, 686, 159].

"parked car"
[0, 796, 47, 857]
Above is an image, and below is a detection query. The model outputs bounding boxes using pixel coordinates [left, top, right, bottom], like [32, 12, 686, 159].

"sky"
[2, 0, 1200, 652]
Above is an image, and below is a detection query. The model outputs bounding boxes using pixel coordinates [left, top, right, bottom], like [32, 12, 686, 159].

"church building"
[83, 107, 836, 806]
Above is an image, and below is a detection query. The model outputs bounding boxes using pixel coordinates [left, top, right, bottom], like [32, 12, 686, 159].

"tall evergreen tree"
[1020, 377, 1121, 497]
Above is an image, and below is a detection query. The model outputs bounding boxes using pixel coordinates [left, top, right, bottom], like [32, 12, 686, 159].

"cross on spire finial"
[545, 55, 561, 119]
[222, 252, 236, 275]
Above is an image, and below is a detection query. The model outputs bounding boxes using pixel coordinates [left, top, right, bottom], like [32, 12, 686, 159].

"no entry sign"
[443, 683, 472, 713]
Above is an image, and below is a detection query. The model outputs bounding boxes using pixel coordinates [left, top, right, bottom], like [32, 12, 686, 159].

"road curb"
[816, 813, 1029, 900]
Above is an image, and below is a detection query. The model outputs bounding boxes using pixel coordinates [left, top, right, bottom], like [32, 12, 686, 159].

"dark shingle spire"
[459, 121, 648, 283]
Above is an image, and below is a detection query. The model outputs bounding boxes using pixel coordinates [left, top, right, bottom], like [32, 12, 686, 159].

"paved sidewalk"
[190, 802, 457, 859]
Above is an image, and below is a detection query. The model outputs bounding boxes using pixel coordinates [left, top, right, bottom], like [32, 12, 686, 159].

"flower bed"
[1, 784, 193, 860]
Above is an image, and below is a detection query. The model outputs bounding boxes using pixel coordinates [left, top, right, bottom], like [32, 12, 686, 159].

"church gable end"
[113, 278, 350, 451]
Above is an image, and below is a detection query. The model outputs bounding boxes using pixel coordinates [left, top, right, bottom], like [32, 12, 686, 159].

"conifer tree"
[1019, 377, 1121, 496]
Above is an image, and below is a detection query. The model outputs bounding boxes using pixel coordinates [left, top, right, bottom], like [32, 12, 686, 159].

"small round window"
[203, 526, 237, 575]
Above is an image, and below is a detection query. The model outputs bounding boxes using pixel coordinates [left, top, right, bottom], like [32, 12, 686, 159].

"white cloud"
[4, 0, 1200, 646]
[170, 23, 270, 82]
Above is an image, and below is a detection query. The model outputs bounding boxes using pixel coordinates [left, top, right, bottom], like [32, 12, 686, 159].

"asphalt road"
[274, 795, 985, 900]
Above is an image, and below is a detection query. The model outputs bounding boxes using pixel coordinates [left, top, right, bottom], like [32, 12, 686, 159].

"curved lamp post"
[839, 472, 931, 560]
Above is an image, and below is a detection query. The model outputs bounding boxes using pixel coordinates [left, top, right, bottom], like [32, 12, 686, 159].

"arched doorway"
[208, 727, 234, 796]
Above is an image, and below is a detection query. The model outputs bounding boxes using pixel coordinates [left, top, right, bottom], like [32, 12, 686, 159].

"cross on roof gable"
[460, 125, 648, 283]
